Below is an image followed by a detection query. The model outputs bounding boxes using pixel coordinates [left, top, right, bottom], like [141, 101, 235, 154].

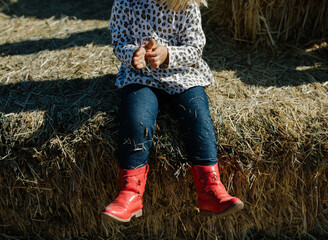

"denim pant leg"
[119, 84, 159, 169]
[170, 86, 218, 166]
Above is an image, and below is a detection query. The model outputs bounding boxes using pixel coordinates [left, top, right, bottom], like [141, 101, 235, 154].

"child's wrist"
[159, 47, 169, 69]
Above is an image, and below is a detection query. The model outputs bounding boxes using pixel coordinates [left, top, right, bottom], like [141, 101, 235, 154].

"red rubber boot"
[190, 163, 244, 216]
[102, 164, 149, 222]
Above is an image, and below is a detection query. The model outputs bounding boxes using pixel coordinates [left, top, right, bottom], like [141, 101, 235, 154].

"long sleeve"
[110, 0, 137, 68]
[165, 3, 205, 69]
[111, 0, 214, 94]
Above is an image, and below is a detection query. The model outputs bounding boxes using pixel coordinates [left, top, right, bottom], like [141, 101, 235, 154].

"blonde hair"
[157, 0, 207, 12]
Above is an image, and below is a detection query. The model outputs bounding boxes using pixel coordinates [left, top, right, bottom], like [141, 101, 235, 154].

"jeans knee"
[121, 121, 154, 140]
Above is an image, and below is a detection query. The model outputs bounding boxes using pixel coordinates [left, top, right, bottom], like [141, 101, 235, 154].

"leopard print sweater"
[110, 0, 214, 94]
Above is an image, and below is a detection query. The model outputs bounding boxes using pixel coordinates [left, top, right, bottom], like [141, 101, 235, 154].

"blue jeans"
[119, 84, 218, 169]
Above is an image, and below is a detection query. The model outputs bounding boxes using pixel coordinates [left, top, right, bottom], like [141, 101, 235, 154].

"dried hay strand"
[204, 0, 328, 47]
[1, 0, 328, 239]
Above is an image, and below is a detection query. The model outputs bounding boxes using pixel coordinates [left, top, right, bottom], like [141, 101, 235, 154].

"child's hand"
[145, 39, 169, 69]
[132, 45, 147, 69]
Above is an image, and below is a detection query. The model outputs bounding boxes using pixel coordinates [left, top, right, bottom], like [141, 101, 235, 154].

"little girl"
[102, 0, 244, 222]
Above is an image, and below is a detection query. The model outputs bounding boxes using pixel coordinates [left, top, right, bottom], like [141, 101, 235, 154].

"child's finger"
[145, 39, 157, 51]
[145, 51, 158, 58]
[135, 62, 146, 69]
[147, 56, 160, 64]
[135, 46, 146, 56]
[133, 57, 147, 68]
[134, 50, 144, 57]
[133, 58, 142, 67]
[150, 62, 159, 69]
[147, 46, 164, 56]
[133, 55, 143, 62]
[149, 59, 161, 69]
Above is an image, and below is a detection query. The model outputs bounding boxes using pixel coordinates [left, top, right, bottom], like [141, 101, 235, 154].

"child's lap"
[120, 83, 212, 122]
[119, 85, 218, 165]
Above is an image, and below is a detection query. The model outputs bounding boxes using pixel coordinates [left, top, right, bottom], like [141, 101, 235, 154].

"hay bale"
[204, 0, 328, 46]
[0, 0, 328, 239]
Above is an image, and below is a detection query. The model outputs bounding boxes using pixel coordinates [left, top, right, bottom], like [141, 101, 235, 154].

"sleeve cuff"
[165, 46, 178, 69]
[114, 44, 138, 68]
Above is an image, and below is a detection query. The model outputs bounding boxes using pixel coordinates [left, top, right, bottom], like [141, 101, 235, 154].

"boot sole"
[101, 209, 143, 223]
[200, 201, 244, 217]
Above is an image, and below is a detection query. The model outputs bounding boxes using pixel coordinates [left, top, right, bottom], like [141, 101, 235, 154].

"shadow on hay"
[2, 32, 327, 88]
[0, 74, 119, 146]
[2, 0, 327, 87]
[203, 36, 328, 87]
[203, 37, 328, 87]
[0, 27, 112, 56]
[0, 0, 113, 20]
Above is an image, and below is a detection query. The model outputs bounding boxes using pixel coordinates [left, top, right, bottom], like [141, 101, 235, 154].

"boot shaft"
[190, 164, 221, 191]
[190, 163, 232, 200]
[119, 164, 149, 197]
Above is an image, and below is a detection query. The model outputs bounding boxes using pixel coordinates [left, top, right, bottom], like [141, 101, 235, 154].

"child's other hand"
[132, 45, 147, 69]
[145, 39, 169, 69]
